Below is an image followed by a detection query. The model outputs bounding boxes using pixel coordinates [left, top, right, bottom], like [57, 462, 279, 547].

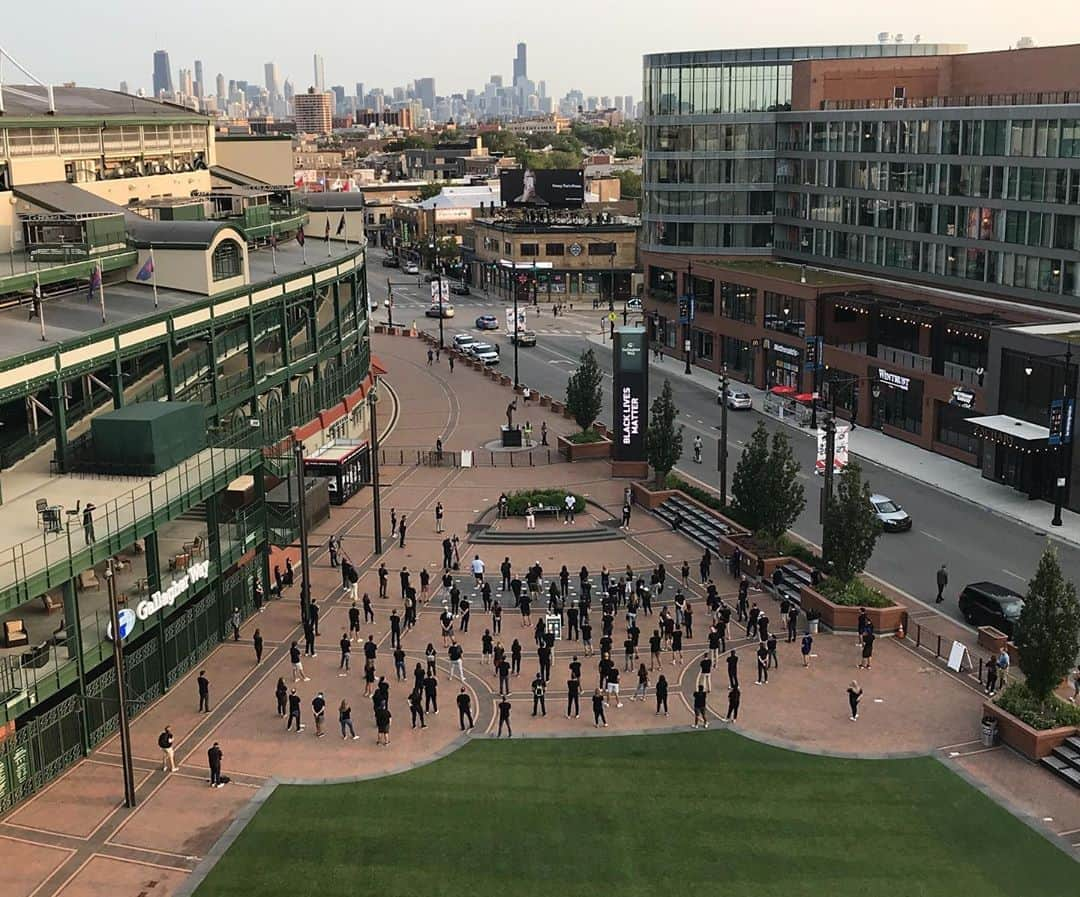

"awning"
[968, 414, 1051, 451]
[770, 385, 797, 396]
[795, 392, 815, 403]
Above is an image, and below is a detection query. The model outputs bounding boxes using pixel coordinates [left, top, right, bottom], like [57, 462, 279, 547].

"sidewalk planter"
[499, 374, 512, 387]
[977, 626, 1009, 654]
[550, 400, 565, 414]
[631, 481, 674, 510]
[539, 395, 551, 407]
[798, 586, 907, 634]
[981, 701, 1079, 760]
[557, 433, 612, 461]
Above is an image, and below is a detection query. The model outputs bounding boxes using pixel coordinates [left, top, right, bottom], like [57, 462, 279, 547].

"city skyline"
[6, 0, 1078, 104]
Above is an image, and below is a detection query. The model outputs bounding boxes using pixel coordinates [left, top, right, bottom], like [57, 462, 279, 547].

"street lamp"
[513, 272, 526, 389]
[718, 364, 729, 508]
[429, 238, 444, 349]
[1024, 346, 1075, 527]
[105, 559, 137, 808]
[293, 440, 312, 625]
[368, 381, 383, 553]
[683, 261, 694, 375]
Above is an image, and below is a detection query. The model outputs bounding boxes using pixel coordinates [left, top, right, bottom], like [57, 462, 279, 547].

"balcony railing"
[943, 361, 985, 386]
[877, 344, 932, 373]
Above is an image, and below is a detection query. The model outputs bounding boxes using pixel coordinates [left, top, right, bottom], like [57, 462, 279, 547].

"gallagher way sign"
[106, 560, 211, 641]
[613, 327, 648, 463]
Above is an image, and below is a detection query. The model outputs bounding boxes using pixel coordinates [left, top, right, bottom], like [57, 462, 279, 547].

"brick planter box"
[550, 400, 564, 414]
[798, 586, 907, 634]
[557, 433, 612, 461]
[631, 481, 673, 509]
[499, 374, 512, 386]
[539, 395, 551, 407]
[982, 701, 1079, 760]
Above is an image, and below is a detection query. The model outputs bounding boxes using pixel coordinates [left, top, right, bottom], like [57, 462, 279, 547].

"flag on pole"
[87, 264, 102, 302]
[296, 225, 305, 246]
[135, 256, 155, 281]
[336, 214, 346, 235]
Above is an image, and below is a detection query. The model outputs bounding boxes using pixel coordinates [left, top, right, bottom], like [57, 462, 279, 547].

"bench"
[527, 505, 561, 517]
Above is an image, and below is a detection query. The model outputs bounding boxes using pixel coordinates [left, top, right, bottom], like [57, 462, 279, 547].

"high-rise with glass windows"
[152, 49, 173, 98]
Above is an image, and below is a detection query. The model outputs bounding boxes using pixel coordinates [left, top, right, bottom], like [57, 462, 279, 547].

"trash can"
[980, 715, 998, 748]
[808, 618, 819, 635]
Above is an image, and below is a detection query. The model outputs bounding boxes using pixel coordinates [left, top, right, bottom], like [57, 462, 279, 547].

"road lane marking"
[1001, 569, 1026, 582]
[920, 531, 943, 542]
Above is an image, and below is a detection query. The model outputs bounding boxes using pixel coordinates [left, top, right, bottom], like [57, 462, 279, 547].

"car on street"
[471, 342, 500, 365]
[380, 256, 399, 268]
[510, 329, 537, 347]
[958, 581, 1024, 636]
[450, 282, 471, 296]
[475, 314, 498, 330]
[869, 494, 912, 532]
[403, 263, 419, 275]
[453, 334, 476, 349]
[719, 388, 752, 410]
[426, 304, 455, 318]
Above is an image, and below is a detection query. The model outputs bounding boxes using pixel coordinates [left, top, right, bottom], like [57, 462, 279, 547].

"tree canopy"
[822, 462, 881, 582]
[564, 348, 604, 432]
[1016, 545, 1080, 708]
[646, 379, 684, 487]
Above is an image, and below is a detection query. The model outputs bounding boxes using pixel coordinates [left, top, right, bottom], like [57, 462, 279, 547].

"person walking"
[197, 670, 210, 712]
[692, 685, 709, 728]
[290, 641, 309, 681]
[449, 354, 455, 373]
[696, 655, 712, 692]
[801, 632, 813, 667]
[207, 742, 224, 788]
[655, 673, 669, 716]
[275, 677, 288, 717]
[935, 563, 948, 603]
[287, 689, 303, 732]
[723, 684, 740, 722]
[158, 726, 177, 772]
[457, 687, 474, 730]
[312, 692, 326, 738]
[253, 628, 264, 664]
[592, 688, 608, 727]
[726, 649, 739, 688]
[848, 680, 863, 720]
[230, 607, 241, 641]
[340, 700, 358, 740]
[531, 673, 547, 716]
[497, 697, 513, 737]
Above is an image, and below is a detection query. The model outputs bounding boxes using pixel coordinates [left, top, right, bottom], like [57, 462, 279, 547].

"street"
[367, 272, 1080, 627]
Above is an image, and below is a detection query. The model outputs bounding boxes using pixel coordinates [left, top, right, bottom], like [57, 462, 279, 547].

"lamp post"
[608, 251, 615, 312]
[368, 381, 383, 553]
[429, 238, 444, 349]
[1026, 346, 1075, 527]
[293, 440, 312, 625]
[513, 273, 525, 389]
[718, 364, 729, 508]
[105, 559, 137, 808]
[683, 262, 693, 375]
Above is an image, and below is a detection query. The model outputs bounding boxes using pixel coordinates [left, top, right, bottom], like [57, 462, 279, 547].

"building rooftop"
[700, 259, 862, 287]
[643, 43, 966, 66]
[0, 85, 204, 120]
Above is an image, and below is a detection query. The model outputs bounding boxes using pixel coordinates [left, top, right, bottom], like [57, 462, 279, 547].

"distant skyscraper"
[284, 79, 295, 101]
[294, 87, 332, 135]
[216, 73, 226, 103]
[152, 49, 173, 97]
[331, 85, 346, 112]
[194, 60, 204, 98]
[119, 80, 129, 94]
[178, 68, 194, 97]
[416, 77, 436, 111]
[355, 82, 364, 103]
[513, 42, 527, 85]
[313, 54, 325, 92]
[538, 80, 547, 99]
[264, 62, 281, 99]
[601, 95, 612, 108]
[490, 74, 503, 88]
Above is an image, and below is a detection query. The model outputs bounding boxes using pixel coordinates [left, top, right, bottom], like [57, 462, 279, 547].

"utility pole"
[293, 440, 312, 625]
[368, 382, 383, 553]
[513, 273, 522, 389]
[718, 364, 729, 508]
[1053, 343, 1074, 527]
[386, 277, 394, 329]
[106, 559, 137, 808]
[432, 239, 445, 349]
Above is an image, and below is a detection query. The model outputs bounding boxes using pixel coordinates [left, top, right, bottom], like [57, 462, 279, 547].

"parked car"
[719, 388, 752, 410]
[510, 329, 537, 347]
[403, 263, 419, 275]
[958, 582, 1025, 636]
[475, 314, 498, 330]
[471, 342, 500, 364]
[425, 304, 455, 318]
[450, 282, 471, 296]
[869, 494, 912, 532]
[380, 256, 399, 268]
[453, 334, 476, 349]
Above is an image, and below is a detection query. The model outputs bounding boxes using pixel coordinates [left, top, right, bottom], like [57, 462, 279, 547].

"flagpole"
[271, 231, 277, 274]
[327, 216, 332, 258]
[150, 248, 159, 308]
[8, 223, 14, 277]
[97, 261, 105, 323]
[36, 272, 45, 342]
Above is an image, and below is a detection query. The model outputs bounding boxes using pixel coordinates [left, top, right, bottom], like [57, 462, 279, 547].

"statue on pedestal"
[506, 399, 518, 430]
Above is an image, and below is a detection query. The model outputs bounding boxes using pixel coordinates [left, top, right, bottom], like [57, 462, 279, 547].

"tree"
[418, 183, 442, 200]
[822, 462, 880, 581]
[646, 379, 684, 487]
[731, 421, 770, 527]
[1016, 545, 1080, 708]
[760, 429, 805, 546]
[565, 348, 604, 433]
[616, 170, 641, 200]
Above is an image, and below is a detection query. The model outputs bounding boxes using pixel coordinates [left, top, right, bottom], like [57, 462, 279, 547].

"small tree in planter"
[564, 348, 604, 439]
[822, 461, 881, 582]
[731, 421, 770, 532]
[1015, 545, 1080, 711]
[760, 428, 805, 547]
[646, 379, 683, 487]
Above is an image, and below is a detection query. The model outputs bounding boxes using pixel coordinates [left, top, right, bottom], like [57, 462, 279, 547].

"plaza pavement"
[1, 331, 1076, 897]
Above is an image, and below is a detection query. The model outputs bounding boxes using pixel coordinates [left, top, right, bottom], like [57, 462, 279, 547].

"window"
[720, 335, 754, 377]
[719, 281, 756, 323]
[936, 402, 979, 455]
[877, 376, 923, 434]
[545, 243, 564, 256]
[588, 242, 617, 256]
[211, 239, 243, 281]
[520, 243, 539, 257]
[763, 293, 805, 336]
[689, 275, 714, 314]
[692, 328, 714, 360]
[648, 266, 677, 301]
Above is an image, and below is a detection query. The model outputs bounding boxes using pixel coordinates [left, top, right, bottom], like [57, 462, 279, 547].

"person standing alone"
[207, 741, 224, 788]
[197, 670, 210, 712]
[158, 726, 176, 772]
[935, 564, 948, 603]
[848, 680, 863, 720]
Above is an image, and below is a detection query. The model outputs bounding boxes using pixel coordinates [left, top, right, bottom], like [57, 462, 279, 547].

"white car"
[870, 494, 912, 532]
[403, 263, 419, 275]
[475, 347, 500, 365]
[453, 334, 476, 349]
[719, 388, 752, 410]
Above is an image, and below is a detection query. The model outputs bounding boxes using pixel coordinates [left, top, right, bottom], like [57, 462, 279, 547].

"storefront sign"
[613, 328, 648, 462]
[772, 342, 800, 358]
[1048, 398, 1075, 446]
[804, 336, 823, 371]
[430, 281, 450, 303]
[951, 386, 976, 409]
[878, 368, 910, 391]
[678, 295, 695, 325]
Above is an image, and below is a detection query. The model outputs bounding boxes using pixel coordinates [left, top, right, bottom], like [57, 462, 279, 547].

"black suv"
[958, 581, 1024, 637]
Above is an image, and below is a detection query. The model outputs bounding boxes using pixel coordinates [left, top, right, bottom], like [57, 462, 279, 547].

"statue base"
[501, 425, 523, 448]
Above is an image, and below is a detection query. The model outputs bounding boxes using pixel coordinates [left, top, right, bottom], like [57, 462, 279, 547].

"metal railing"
[877, 344, 933, 373]
[379, 447, 561, 468]
[943, 361, 984, 386]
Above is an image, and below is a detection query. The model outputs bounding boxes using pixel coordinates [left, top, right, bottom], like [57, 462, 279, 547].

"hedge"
[817, 576, 893, 608]
[566, 428, 605, 445]
[995, 681, 1080, 730]
[505, 489, 587, 517]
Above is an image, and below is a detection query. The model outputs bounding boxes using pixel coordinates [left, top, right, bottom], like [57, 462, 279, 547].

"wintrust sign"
[136, 560, 210, 622]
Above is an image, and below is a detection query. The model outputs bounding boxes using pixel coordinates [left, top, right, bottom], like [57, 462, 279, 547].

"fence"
[378, 447, 561, 468]
[904, 616, 994, 688]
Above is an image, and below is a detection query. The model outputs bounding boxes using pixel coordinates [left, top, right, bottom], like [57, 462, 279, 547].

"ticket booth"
[303, 439, 371, 505]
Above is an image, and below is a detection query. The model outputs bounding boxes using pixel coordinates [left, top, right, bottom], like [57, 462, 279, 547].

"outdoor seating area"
[653, 493, 738, 549]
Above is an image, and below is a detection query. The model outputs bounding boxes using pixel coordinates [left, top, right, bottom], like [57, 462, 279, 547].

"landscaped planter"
[631, 481, 673, 509]
[557, 433, 612, 461]
[982, 701, 1079, 760]
[539, 395, 551, 407]
[550, 400, 564, 414]
[499, 374, 512, 386]
[798, 586, 907, 634]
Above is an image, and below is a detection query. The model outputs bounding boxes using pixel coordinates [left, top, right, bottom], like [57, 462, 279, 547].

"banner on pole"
[815, 423, 851, 474]
[505, 307, 527, 334]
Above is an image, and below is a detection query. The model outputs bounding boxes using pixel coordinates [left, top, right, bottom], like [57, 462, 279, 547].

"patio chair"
[3, 619, 30, 648]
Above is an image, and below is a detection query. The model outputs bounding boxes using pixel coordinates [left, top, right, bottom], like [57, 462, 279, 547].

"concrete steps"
[1039, 735, 1080, 790]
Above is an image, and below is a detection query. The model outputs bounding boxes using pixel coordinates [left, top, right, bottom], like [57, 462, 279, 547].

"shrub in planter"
[566, 428, 605, 445]
[995, 681, 1080, 731]
[816, 576, 893, 608]
[504, 488, 586, 516]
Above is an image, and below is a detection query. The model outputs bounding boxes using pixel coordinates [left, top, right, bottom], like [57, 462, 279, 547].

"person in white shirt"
[471, 554, 485, 585]
[564, 493, 576, 525]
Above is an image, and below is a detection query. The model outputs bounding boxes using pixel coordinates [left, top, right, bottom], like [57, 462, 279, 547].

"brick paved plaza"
[0, 332, 1077, 897]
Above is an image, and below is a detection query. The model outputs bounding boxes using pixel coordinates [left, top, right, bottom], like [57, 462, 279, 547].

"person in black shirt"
[197, 670, 210, 712]
[566, 605, 580, 641]
[787, 605, 799, 643]
[378, 563, 388, 599]
[496, 658, 511, 695]
[692, 686, 709, 728]
[757, 612, 769, 644]
[460, 598, 472, 633]
[394, 647, 406, 680]
[848, 680, 863, 720]
[581, 620, 593, 656]
[746, 604, 760, 639]
[253, 628, 264, 664]
[481, 581, 492, 611]
[708, 627, 721, 665]
[649, 630, 662, 670]
[312, 692, 326, 737]
[726, 649, 739, 688]
[767, 634, 779, 669]
[375, 705, 392, 745]
[569, 656, 582, 680]
[349, 602, 361, 640]
[859, 630, 875, 670]
[655, 674, 669, 715]
[532, 673, 547, 716]
[309, 600, 320, 636]
[501, 557, 512, 591]
[671, 628, 683, 665]
[363, 593, 375, 624]
[339, 634, 351, 675]
[207, 742, 223, 787]
[737, 577, 749, 621]
[724, 684, 740, 722]
[409, 689, 427, 729]
[287, 689, 303, 731]
[443, 539, 454, 571]
[275, 678, 288, 717]
[756, 643, 769, 684]
[423, 674, 439, 713]
[497, 698, 513, 737]
[592, 688, 607, 727]
[567, 677, 581, 718]
[457, 688, 474, 730]
[538, 644, 552, 682]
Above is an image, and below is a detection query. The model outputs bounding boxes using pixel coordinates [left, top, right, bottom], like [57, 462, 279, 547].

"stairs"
[652, 494, 739, 552]
[1040, 736, 1080, 789]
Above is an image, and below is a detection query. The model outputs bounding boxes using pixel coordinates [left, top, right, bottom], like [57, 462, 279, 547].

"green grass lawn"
[193, 731, 1077, 897]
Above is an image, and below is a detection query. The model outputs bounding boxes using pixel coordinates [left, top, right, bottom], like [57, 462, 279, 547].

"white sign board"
[460, 449, 473, 468]
[815, 423, 851, 474]
[544, 613, 562, 641]
[430, 281, 450, 303]
[946, 640, 969, 672]
[505, 307, 527, 335]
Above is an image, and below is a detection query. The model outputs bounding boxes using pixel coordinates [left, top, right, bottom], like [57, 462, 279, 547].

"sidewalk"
[586, 333, 1080, 546]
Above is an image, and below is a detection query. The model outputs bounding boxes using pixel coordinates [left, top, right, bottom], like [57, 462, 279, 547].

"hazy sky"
[5, 1, 1078, 101]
